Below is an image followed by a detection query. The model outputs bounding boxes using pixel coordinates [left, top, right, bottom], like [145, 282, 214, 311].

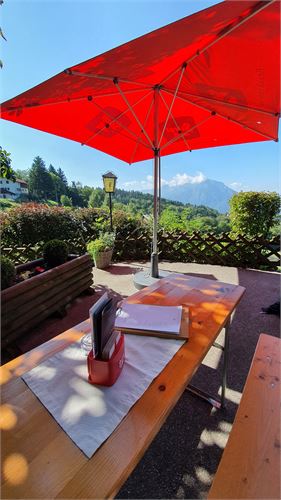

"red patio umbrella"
[1, 0, 280, 279]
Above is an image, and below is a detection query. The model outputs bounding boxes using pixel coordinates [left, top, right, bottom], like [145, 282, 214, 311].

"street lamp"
[102, 171, 117, 231]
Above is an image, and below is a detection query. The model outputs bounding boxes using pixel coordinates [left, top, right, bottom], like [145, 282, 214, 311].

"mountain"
[158, 179, 236, 213]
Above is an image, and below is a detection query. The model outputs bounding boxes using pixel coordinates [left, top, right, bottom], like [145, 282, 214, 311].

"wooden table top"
[1, 274, 245, 499]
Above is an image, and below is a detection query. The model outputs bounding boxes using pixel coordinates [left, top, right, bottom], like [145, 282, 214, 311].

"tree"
[57, 167, 68, 187]
[229, 191, 281, 237]
[60, 194, 73, 207]
[48, 164, 57, 175]
[88, 188, 105, 208]
[79, 185, 93, 206]
[0, 1, 7, 69]
[67, 181, 85, 207]
[159, 207, 184, 230]
[29, 156, 53, 199]
[14, 168, 30, 182]
[0, 147, 16, 180]
[187, 216, 217, 233]
[49, 173, 66, 203]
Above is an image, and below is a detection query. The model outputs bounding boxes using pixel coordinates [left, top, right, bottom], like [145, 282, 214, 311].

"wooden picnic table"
[1, 273, 245, 499]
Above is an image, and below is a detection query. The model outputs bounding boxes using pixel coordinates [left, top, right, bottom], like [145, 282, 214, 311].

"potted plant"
[43, 239, 69, 269]
[1, 256, 16, 290]
[87, 232, 115, 269]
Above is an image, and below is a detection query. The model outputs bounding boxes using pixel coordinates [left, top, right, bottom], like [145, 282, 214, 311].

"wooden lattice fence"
[157, 230, 280, 269]
[1, 238, 88, 265]
[1, 229, 279, 270]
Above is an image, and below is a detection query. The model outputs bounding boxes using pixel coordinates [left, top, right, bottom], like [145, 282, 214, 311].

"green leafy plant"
[87, 232, 115, 259]
[229, 191, 281, 238]
[0, 203, 83, 246]
[1, 256, 16, 290]
[43, 239, 69, 268]
[0, 147, 16, 180]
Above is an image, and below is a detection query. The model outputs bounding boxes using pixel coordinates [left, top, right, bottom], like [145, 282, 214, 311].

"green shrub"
[87, 232, 115, 259]
[0, 203, 83, 246]
[43, 239, 69, 268]
[0, 204, 111, 249]
[229, 191, 281, 238]
[75, 208, 109, 240]
[1, 256, 16, 290]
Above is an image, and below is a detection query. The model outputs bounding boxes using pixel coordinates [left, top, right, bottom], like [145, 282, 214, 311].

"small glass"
[80, 333, 93, 356]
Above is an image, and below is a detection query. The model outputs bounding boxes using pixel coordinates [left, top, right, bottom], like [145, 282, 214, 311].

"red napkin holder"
[87, 334, 125, 386]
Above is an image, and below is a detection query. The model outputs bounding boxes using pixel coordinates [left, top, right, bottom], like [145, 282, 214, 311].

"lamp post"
[102, 171, 117, 232]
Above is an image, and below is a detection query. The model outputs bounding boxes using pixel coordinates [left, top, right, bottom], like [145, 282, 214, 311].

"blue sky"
[1, 0, 280, 192]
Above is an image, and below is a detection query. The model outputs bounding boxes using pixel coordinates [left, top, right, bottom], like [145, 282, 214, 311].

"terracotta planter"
[1, 254, 94, 349]
[94, 249, 113, 269]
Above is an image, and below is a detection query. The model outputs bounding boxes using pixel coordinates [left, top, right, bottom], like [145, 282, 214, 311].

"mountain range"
[148, 179, 236, 213]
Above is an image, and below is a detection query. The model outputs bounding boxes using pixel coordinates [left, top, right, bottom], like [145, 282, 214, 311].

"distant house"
[0, 178, 29, 199]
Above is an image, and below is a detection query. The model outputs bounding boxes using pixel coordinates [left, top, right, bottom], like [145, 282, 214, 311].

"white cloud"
[163, 172, 206, 187]
[228, 182, 243, 191]
[122, 175, 154, 190]
[121, 172, 206, 190]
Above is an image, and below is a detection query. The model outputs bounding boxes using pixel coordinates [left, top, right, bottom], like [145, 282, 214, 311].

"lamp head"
[102, 171, 117, 193]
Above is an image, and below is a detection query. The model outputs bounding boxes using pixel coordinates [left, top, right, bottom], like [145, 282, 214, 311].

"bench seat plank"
[208, 333, 281, 499]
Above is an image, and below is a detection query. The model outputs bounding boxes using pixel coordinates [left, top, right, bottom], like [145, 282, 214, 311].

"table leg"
[186, 320, 230, 410]
[220, 319, 230, 408]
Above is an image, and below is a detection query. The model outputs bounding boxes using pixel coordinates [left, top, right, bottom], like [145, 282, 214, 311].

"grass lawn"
[0, 198, 20, 211]
[0, 198, 59, 211]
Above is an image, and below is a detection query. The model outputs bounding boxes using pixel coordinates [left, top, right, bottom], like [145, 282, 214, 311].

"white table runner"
[22, 334, 185, 458]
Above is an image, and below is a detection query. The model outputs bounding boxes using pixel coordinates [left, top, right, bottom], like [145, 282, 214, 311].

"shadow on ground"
[116, 265, 280, 499]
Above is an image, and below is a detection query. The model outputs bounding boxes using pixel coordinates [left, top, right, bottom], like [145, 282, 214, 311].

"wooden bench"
[208, 333, 281, 499]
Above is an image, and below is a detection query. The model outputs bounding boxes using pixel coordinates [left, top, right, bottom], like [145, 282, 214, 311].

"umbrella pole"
[151, 84, 160, 279]
[151, 148, 159, 278]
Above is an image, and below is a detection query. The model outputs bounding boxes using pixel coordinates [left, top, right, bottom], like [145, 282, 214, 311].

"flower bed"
[1, 254, 93, 350]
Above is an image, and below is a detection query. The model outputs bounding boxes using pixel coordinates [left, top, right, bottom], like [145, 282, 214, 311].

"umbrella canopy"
[1, 0, 280, 162]
[1, 0, 280, 276]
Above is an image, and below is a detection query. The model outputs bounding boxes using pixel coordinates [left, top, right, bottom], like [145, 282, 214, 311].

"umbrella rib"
[161, 114, 213, 151]
[158, 64, 186, 148]
[83, 111, 149, 149]
[159, 91, 191, 151]
[84, 91, 153, 148]
[176, 87, 279, 118]
[114, 81, 154, 149]
[3, 88, 149, 113]
[68, 70, 152, 89]
[130, 92, 154, 164]
[164, 89, 277, 141]
[5, 95, 89, 112]
[92, 88, 152, 98]
[160, 0, 275, 86]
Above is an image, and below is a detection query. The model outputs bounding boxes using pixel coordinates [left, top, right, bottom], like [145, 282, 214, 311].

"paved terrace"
[16, 261, 280, 499]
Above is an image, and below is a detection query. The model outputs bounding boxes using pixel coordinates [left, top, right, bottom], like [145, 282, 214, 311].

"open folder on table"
[114, 303, 189, 340]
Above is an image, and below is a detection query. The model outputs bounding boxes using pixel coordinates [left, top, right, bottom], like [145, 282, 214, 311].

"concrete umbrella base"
[133, 269, 171, 290]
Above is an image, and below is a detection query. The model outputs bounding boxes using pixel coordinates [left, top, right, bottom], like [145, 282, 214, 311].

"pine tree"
[57, 167, 68, 186]
[29, 156, 53, 199]
[48, 164, 57, 175]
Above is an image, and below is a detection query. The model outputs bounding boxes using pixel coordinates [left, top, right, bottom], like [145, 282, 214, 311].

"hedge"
[0, 203, 147, 248]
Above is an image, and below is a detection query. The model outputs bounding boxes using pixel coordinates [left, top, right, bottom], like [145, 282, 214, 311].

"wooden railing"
[1, 229, 280, 270]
